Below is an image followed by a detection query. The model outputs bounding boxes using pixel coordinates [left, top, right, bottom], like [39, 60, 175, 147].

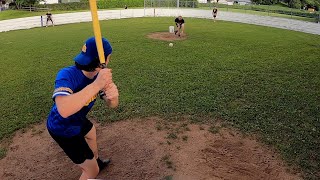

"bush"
[36, 0, 145, 10]
[37, 0, 198, 10]
[289, 0, 302, 9]
[97, 0, 144, 9]
[144, 0, 198, 8]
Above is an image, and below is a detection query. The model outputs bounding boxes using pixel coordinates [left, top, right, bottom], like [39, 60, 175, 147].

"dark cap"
[74, 37, 112, 65]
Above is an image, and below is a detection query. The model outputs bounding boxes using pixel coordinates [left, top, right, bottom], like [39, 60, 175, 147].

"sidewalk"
[0, 8, 319, 35]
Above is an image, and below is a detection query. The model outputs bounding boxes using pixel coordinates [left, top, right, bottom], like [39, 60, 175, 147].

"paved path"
[0, 8, 319, 35]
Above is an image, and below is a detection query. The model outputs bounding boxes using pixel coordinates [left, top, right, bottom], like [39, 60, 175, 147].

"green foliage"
[14, 0, 26, 9]
[289, 0, 302, 8]
[167, 133, 178, 139]
[208, 126, 220, 134]
[36, 0, 145, 10]
[10, 0, 42, 9]
[0, 148, 6, 159]
[0, 18, 319, 179]
[35, 0, 199, 10]
[162, 175, 173, 180]
[251, 0, 277, 5]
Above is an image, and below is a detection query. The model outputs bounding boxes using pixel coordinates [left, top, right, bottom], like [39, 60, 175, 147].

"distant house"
[235, 0, 252, 5]
[40, 0, 80, 5]
[40, 0, 58, 4]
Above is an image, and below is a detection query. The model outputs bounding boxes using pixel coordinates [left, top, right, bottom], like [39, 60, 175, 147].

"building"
[40, 0, 58, 4]
[40, 0, 80, 5]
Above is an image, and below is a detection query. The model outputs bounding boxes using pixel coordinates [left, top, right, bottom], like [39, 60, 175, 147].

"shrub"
[36, 0, 145, 10]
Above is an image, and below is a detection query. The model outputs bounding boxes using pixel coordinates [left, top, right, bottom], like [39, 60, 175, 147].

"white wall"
[39, 0, 59, 5]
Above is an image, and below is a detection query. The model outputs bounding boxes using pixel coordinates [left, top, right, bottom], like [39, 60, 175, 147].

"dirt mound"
[147, 32, 187, 41]
[0, 118, 300, 180]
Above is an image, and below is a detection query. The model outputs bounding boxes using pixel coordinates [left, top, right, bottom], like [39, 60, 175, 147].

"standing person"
[212, 7, 218, 22]
[47, 37, 119, 180]
[46, 11, 54, 27]
[174, 16, 185, 37]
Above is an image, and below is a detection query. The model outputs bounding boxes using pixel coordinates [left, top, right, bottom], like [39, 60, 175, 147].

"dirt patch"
[147, 32, 187, 41]
[0, 118, 301, 180]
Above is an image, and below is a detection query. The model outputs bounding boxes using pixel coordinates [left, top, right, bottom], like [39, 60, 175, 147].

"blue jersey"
[47, 66, 98, 137]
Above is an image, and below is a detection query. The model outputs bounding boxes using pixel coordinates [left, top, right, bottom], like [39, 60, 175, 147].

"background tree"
[13, 0, 42, 9]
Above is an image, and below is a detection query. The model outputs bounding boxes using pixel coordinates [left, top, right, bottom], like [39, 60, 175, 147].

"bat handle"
[99, 90, 106, 99]
[98, 63, 107, 98]
[101, 63, 107, 69]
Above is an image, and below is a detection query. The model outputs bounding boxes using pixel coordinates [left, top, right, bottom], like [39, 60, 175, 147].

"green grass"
[200, 3, 320, 23]
[223, 8, 317, 22]
[0, 17, 319, 179]
[0, 148, 6, 159]
[200, 3, 315, 13]
[200, 6, 319, 22]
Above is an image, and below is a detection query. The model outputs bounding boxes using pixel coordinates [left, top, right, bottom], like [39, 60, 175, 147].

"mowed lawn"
[0, 17, 319, 178]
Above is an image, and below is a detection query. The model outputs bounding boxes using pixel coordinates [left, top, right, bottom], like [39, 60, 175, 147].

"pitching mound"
[0, 118, 300, 180]
[147, 32, 187, 41]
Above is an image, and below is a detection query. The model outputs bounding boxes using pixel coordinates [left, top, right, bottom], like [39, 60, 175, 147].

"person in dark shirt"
[46, 11, 54, 27]
[212, 7, 218, 22]
[174, 16, 185, 37]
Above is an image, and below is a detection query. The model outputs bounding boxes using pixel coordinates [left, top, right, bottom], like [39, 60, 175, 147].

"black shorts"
[213, 14, 217, 18]
[48, 119, 94, 164]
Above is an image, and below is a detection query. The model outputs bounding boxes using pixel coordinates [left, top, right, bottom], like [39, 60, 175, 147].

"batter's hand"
[94, 68, 113, 90]
[104, 82, 119, 100]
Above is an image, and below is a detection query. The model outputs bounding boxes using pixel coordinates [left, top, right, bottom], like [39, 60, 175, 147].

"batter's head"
[74, 37, 112, 72]
[74, 37, 112, 65]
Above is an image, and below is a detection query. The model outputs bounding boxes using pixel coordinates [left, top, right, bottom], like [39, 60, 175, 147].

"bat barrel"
[89, 0, 106, 65]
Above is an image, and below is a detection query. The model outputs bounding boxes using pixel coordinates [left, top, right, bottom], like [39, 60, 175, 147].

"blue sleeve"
[52, 69, 75, 100]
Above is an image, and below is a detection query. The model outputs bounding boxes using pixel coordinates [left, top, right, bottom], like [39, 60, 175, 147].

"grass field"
[0, 17, 319, 179]
[200, 7, 318, 22]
